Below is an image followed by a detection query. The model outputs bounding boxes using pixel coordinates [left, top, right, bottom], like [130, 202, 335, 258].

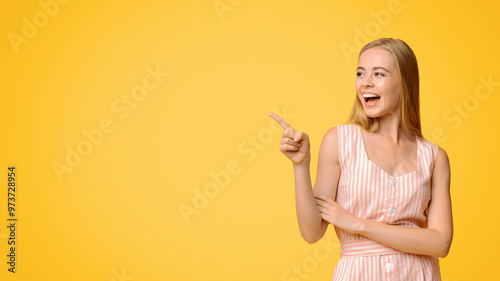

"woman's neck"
[374, 113, 412, 144]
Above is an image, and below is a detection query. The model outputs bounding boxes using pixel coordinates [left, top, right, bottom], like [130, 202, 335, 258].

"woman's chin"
[363, 109, 381, 119]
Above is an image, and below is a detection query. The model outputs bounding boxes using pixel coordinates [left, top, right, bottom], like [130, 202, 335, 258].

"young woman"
[269, 38, 453, 280]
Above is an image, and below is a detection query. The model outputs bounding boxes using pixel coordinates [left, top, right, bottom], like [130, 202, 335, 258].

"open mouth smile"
[363, 93, 380, 102]
[362, 93, 381, 107]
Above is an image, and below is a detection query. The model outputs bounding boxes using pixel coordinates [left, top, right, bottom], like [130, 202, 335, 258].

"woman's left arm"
[316, 147, 453, 258]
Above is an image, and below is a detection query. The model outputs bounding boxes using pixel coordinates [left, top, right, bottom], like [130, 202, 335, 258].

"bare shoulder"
[324, 126, 339, 139]
[435, 146, 450, 171]
[322, 126, 339, 148]
[318, 126, 339, 164]
[432, 146, 451, 187]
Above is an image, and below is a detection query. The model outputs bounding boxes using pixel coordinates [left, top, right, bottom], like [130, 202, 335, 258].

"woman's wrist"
[293, 160, 310, 171]
[354, 217, 368, 235]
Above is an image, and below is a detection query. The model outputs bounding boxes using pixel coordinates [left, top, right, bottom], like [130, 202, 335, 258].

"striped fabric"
[332, 124, 441, 280]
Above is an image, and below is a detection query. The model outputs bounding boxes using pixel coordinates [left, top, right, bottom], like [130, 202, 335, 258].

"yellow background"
[1, 0, 499, 280]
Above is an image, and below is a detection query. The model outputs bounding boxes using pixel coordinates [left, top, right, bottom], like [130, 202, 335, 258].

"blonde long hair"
[347, 38, 423, 138]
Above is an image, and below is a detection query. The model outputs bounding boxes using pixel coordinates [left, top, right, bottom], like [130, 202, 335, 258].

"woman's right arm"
[269, 112, 341, 243]
[296, 127, 341, 243]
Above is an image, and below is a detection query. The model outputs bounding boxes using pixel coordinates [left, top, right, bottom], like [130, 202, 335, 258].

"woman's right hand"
[268, 112, 311, 165]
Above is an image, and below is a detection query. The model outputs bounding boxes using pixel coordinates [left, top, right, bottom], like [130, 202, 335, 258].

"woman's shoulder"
[418, 136, 449, 169]
[322, 124, 361, 151]
[320, 125, 352, 150]
[328, 123, 361, 141]
[330, 123, 359, 134]
[334, 123, 358, 130]
[418, 137, 450, 178]
[322, 124, 361, 167]
[418, 136, 439, 154]
[322, 124, 353, 138]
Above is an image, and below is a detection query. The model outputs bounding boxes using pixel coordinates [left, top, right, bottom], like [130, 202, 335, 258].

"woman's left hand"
[315, 193, 362, 234]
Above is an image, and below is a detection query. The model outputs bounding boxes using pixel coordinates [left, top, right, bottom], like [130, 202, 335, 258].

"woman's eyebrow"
[373, 66, 390, 73]
[356, 66, 390, 73]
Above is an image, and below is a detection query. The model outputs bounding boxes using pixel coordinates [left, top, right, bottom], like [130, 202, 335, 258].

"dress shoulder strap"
[418, 137, 440, 178]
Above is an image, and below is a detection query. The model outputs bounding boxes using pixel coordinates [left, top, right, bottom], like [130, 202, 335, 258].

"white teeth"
[363, 93, 380, 98]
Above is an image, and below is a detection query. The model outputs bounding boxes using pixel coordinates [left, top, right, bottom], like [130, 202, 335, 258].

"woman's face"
[355, 47, 402, 119]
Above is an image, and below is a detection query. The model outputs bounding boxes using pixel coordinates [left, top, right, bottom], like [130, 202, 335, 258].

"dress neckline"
[355, 125, 420, 178]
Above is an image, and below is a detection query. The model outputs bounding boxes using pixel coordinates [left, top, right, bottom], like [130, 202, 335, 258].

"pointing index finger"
[268, 112, 292, 130]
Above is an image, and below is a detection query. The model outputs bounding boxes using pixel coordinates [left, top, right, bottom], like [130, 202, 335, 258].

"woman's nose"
[362, 76, 373, 88]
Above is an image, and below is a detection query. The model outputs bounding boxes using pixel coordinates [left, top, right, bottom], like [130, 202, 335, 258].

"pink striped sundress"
[332, 124, 441, 280]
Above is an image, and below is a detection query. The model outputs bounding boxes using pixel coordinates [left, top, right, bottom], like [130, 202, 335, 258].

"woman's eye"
[375, 72, 384, 77]
[356, 72, 363, 77]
